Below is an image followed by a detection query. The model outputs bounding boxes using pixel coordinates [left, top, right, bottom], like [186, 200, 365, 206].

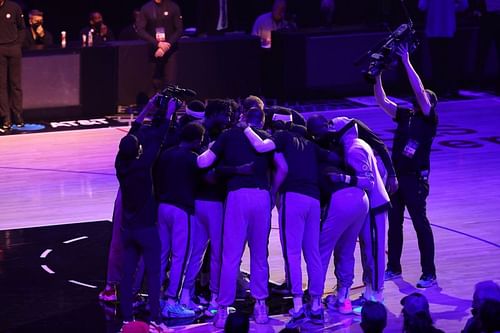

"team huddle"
[106, 47, 438, 333]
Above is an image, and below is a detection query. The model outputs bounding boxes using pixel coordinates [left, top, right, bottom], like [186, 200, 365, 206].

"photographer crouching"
[373, 43, 439, 289]
[115, 93, 178, 333]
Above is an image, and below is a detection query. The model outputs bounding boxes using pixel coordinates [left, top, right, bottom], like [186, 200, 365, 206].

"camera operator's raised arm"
[397, 45, 432, 116]
[374, 74, 398, 118]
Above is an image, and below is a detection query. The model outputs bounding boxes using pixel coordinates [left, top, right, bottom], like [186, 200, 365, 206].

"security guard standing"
[0, 0, 25, 131]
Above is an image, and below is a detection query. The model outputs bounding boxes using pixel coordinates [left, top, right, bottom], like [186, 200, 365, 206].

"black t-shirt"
[273, 130, 324, 200]
[318, 161, 352, 208]
[154, 145, 200, 214]
[116, 121, 169, 229]
[392, 106, 438, 174]
[210, 127, 273, 192]
[196, 152, 227, 202]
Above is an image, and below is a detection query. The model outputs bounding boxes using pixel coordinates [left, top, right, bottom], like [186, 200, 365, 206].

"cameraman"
[374, 44, 438, 289]
[116, 95, 177, 333]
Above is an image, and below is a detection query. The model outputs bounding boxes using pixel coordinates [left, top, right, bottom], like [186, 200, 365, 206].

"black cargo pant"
[120, 226, 161, 322]
[0, 45, 23, 126]
[386, 172, 436, 276]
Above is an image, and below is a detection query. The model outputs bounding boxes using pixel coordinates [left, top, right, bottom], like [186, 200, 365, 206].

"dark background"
[14, 0, 439, 43]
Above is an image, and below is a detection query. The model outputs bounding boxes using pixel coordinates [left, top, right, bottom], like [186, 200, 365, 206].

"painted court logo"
[50, 118, 109, 129]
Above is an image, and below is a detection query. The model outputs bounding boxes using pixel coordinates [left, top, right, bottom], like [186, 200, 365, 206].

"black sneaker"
[307, 307, 324, 325]
[286, 307, 309, 329]
[384, 269, 402, 281]
[351, 294, 368, 307]
[416, 274, 437, 288]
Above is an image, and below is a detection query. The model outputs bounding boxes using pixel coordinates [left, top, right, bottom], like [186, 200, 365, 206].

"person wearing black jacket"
[0, 0, 25, 131]
[22, 9, 53, 49]
[116, 95, 177, 333]
[136, 0, 183, 90]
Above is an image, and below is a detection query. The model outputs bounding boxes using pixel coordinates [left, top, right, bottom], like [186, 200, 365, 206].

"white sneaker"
[253, 301, 269, 324]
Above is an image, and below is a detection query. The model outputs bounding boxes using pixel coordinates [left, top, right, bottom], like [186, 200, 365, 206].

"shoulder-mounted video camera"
[155, 84, 197, 110]
[354, 0, 419, 83]
[355, 23, 418, 84]
[153, 84, 197, 122]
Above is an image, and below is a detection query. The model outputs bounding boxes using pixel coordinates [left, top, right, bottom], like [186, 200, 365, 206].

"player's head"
[306, 114, 329, 139]
[179, 122, 205, 149]
[205, 99, 232, 130]
[245, 107, 265, 129]
[241, 95, 264, 121]
[119, 134, 142, 160]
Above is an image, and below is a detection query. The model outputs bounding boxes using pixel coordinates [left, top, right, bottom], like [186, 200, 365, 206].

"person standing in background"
[471, 0, 500, 94]
[136, 0, 183, 91]
[419, 0, 468, 97]
[0, 0, 25, 131]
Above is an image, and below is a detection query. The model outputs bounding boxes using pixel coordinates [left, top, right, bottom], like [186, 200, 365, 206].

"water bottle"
[61, 31, 67, 48]
[88, 29, 94, 47]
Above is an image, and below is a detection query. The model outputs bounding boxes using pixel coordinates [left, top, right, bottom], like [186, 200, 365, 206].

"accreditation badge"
[402, 139, 419, 158]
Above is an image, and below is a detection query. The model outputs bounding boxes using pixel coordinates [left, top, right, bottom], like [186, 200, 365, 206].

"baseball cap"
[401, 292, 430, 316]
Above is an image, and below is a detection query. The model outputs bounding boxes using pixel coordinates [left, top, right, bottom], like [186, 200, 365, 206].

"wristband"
[344, 175, 351, 184]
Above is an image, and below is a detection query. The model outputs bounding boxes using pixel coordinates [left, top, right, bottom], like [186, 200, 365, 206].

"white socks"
[293, 297, 303, 313]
